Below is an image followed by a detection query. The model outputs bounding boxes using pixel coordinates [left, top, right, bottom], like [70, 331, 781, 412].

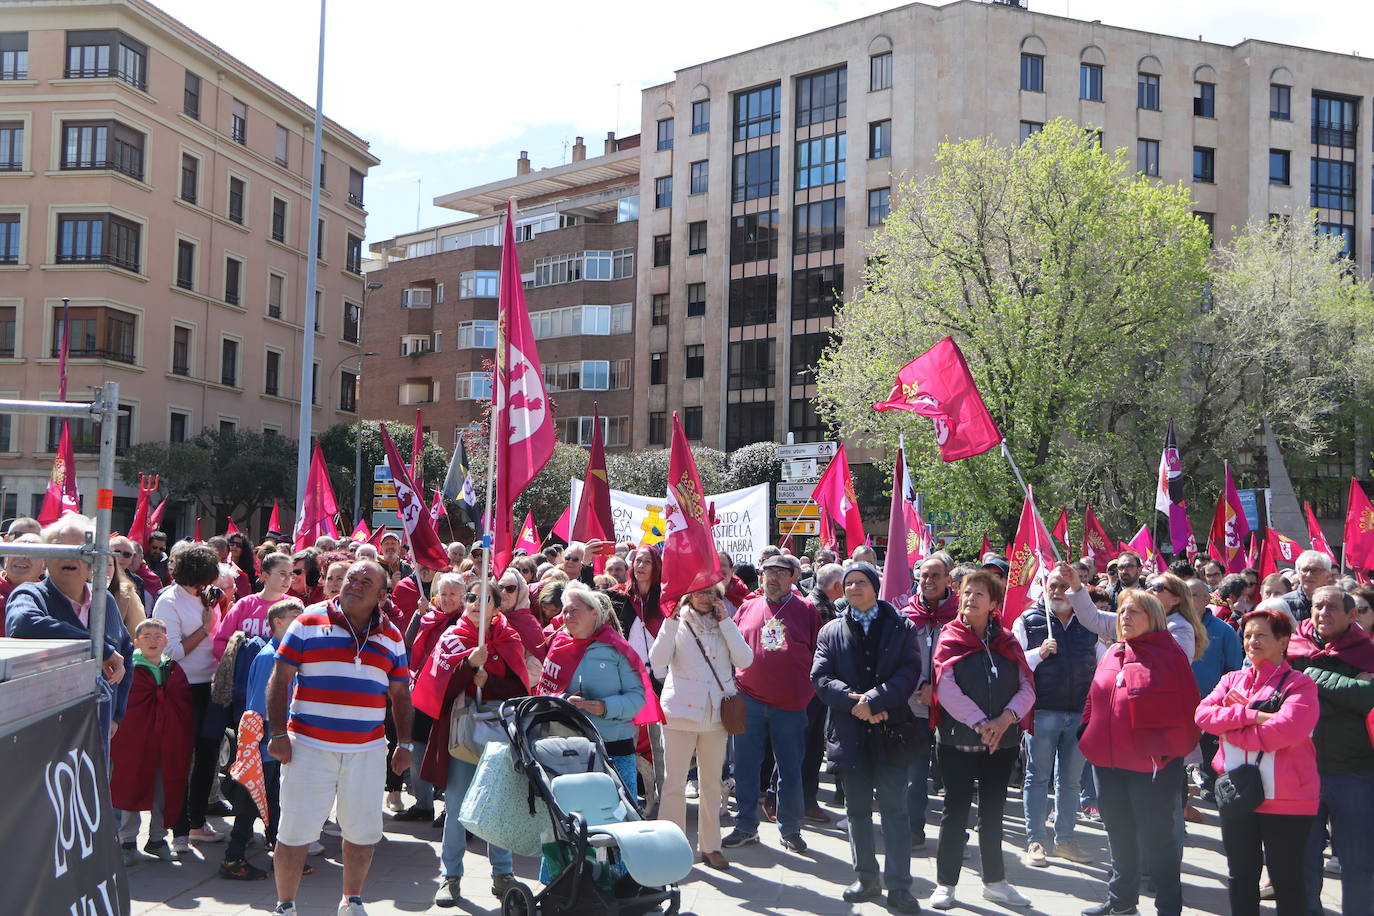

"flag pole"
[1001, 441, 1061, 562]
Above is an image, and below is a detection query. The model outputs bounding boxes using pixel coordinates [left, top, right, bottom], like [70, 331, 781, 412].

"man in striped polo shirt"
[265, 559, 413, 916]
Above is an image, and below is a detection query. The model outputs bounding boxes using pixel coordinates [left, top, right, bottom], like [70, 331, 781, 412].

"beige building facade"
[635, 0, 1373, 452]
[0, 0, 377, 534]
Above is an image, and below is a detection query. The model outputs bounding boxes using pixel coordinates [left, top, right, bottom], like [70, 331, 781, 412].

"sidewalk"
[128, 784, 1341, 915]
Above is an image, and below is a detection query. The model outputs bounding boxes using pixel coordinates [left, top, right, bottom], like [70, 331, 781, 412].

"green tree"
[118, 428, 297, 524]
[816, 119, 1211, 545]
[318, 420, 450, 521]
[725, 441, 781, 490]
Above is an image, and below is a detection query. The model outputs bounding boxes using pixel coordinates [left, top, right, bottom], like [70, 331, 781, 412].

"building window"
[684, 344, 705, 379]
[1318, 222, 1354, 259]
[0, 33, 28, 80]
[1269, 149, 1290, 185]
[726, 403, 773, 452]
[653, 234, 671, 267]
[528, 304, 631, 339]
[0, 122, 22, 170]
[169, 410, 189, 443]
[1312, 93, 1357, 148]
[225, 256, 242, 305]
[457, 270, 498, 298]
[733, 83, 781, 140]
[867, 187, 890, 225]
[651, 293, 669, 326]
[790, 331, 829, 386]
[183, 70, 200, 118]
[690, 160, 708, 194]
[339, 370, 358, 412]
[1270, 84, 1291, 120]
[655, 175, 672, 209]
[316, 218, 325, 257]
[454, 372, 491, 401]
[1020, 53, 1043, 92]
[796, 132, 846, 189]
[48, 404, 133, 455]
[650, 352, 666, 385]
[789, 398, 824, 442]
[343, 301, 361, 343]
[728, 275, 777, 326]
[231, 99, 247, 144]
[271, 198, 287, 242]
[794, 198, 845, 254]
[793, 265, 844, 320]
[175, 239, 195, 290]
[1137, 139, 1159, 176]
[1138, 72, 1160, 110]
[656, 117, 674, 151]
[457, 320, 496, 349]
[683, 406, 703, 441]
[730, 211, 778, 264]
[179, 153, 198, 204]
[1193, 81, 1215, 118]
[220, 338, 239, 387]
[648, 412, 667, 445]
[348, 168, 365, 207]
[796, 66, 846, 126]
[345, 234, 363, 274]
[1193, 146, 1215, 183]
[0, 213, 19, 264]
[401, 287, 432, 309]
[274, 124, 289, 167]
[691, 99, 710, 134]
[1080, 63, 1103, 101]
[870, 52, 892, 91]
[228, 177, 245, 224]
[1312, 157, 1355, 210]
[732, 147, 780, 202]
[1195, 210, 1214, 237]
[268, 273, 285, 319]
[1018, 120, 1043, 144]
[264, 350, 281, 396]
[171, 326, 190, 375]
[51, 306, 136, 363]
[868, 120, 891, 159]
[688, 221, 707, 255]
[61, 121, 144, 181]
[687, 282, 706, 317]
[56, 213, 140, 272]
[318, 151, 327, 189]
[0, 305, 13, 357]
[728, 339, 773, 390]
[65, 29, 146, 88]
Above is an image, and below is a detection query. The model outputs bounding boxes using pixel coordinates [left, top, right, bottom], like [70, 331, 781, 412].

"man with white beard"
[1012, 564, 1100, 868]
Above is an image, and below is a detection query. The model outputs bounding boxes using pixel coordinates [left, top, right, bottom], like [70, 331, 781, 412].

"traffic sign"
[373, 481, 396, 496]
[781, 458, 819, 481]
[777, 518, 819, 536]
[373, 496, 399, 511]
[373, 464, 393, 481]
[776, 504, 820, 518]
[775, 482, 815, 502]
[777, 441, 837, 461]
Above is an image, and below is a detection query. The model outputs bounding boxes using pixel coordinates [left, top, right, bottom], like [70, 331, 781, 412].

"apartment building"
[635, 0, 1374, 452]
[362, 134, 640, 453]
[0, 0, 377, 533]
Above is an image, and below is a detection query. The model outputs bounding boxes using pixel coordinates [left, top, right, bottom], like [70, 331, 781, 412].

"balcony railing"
[64, 67, 146, 91]
[55, 251, 141, 272]
[50, 346, 135, 364]
[348, 192, 364, 207]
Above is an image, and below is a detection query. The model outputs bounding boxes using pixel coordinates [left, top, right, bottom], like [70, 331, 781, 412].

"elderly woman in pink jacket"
[1195, 607, 1320, 916]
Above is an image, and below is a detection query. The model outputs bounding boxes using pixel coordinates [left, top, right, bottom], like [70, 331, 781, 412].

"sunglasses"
[565, 556, 584, 563]
[112, 549, 133, 559]
[1145, 583, 1167, 593]
[501, 584, 519, 593]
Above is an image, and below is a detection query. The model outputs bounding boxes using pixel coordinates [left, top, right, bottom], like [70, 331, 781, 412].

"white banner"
[569, 479, 770, 563]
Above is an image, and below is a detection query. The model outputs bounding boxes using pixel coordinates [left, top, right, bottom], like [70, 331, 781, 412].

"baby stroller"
[495, 695, 694, 916]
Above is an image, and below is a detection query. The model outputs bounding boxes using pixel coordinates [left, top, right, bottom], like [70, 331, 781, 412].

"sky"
[150, 0, 1374, 247]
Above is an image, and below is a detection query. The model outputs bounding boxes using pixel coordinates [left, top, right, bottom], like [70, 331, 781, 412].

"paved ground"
[127, 779, 1341, 915]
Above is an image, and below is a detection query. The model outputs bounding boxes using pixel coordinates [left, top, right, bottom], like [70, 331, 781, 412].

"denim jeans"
[733, 694, 807, 836]
[226, 760, 281, 860]
[906, 717, 934, 836]
[1096, 759, 1186, 916]
[441, 756, 514, 879]
[1305, 768, 1374, 916]
[842, 761, 912, 888]
[1022, 709, 1086, 847]
[1080, 763, 1098, 809]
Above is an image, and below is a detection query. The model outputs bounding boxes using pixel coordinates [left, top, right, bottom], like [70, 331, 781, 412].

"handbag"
[682, 616, 746, 735]
[1215, 670, 1292, 819]
[449, 688, 509, 764]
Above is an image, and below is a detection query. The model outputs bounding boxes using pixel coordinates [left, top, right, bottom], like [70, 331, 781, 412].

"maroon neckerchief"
[1289, 618, 1374, 671]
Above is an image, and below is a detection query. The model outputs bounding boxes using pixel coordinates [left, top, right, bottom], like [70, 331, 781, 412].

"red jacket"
[110, 659, 195, 825]
[1079, 629, 1201, 773]
[390, 576, 424, 630]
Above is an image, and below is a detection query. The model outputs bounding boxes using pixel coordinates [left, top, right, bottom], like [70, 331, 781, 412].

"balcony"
[64, 66, 146, 91]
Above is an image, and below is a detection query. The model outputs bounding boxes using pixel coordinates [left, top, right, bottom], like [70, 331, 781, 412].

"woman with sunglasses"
[108, 534, 148, 634]
[1072, 570, 1208, 662]
[1352, 586, 1374, 637]
[412, 579, 531, 907]
[225, 533, 254, 598]
[497, 568, 549, 662]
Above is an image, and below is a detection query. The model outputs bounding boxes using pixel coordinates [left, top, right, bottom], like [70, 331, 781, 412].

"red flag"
[1080, 503, 1117, 573]
[812, 444, 865, 557]
[194, 517, 202, 541]
[1246, 532, 1259, 569]
[872, 336, 1003, 462]
[980, 533, 992, 559]
[1126, 525, 1159, 575]
[38, 422, 81, 524]
[661, 412, 725, 606]
[429, 488, 445, 526]
[128, 474, 155, 550]
[1305, 501, 1335, 564]
[1051, 508, 1069, 549]
[515, 512, 541, 555]
[550, 505, 571, 543]
[367, 524, 387, 548]
[493, 199, 555, 574]
[225, 517, 241, 537]
[350, 518, 371, 542]
[148, 497, 168, 535]
[378, 423, 449, 570]
[570, 403, 614, 554]
[1258, 528, 1303, 579]
[881, 444, 915, 604]
[267, 500, 283, 536]
[1004, 490, 1056, 625]
[410, 408, 425, 489]
[294, 442, 341, 550]
[1207, 463, 1251, 574]
[1343, 478, 1374, 571]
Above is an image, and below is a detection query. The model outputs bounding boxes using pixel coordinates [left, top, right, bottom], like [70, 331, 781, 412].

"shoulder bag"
[1215, 669, 1291, 819]
[682, 616, 746, 735]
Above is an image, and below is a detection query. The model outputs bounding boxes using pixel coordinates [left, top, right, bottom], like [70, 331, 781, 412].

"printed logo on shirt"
[760, 616, 788, 651]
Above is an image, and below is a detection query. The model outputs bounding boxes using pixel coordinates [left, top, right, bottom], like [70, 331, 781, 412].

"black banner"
[0, 697, 130, 916]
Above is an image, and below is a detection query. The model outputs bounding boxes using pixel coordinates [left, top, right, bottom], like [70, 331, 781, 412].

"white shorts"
[276, 740, 388, 847]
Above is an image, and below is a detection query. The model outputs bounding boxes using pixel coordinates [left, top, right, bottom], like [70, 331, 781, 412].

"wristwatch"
[398, 742, 414, 752]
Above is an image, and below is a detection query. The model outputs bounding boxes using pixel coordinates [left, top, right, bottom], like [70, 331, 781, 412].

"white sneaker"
[171, 836, 192, 854]
[337, 898, 368, 916]
[930, 885, 957, 909]
[685, 779, 699, 799]
[189, 826, 226, 843]
[308, 840, 325, 855]
[982, 881, 1031, 907]
[836, 817, 849, 832]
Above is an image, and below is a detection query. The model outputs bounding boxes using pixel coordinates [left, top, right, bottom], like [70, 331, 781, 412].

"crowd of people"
[2, 511, 1371, 916]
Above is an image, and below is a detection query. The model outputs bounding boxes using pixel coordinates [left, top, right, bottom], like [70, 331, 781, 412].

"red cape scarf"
[904, 589, 959, 626]
[930, 615, 1033, 730]
[412, 613, 530, 719]
[1289, 618, 1374, 672]
[409, 606, 462, 684]
[537, 623, 664, 725]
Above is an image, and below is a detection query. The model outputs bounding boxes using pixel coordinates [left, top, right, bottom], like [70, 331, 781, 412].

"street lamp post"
[351, 279, 384, 525]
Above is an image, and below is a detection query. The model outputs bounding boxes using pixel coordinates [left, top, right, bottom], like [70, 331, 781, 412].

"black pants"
[174, 682, 220, 835]
[1096, 759, 1186, 916]
[802, 695, 827, 807]
[1221, 809, 1313, 916]
[936, 745, 1017, 887]
[1198, 733, 1220, 793]
[225, 760, 281, 860]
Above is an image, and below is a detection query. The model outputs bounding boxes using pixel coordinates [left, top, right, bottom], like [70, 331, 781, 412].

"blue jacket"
[567, 641, 646, 747]
[811, 600, 919, 770]
[1192, 611, 1244, 697]
[1018, 603, 1099, 712]
[6, 576, 134, 725]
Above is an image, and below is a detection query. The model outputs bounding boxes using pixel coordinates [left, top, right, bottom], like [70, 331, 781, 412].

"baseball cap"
[980, 557, 1010, 577]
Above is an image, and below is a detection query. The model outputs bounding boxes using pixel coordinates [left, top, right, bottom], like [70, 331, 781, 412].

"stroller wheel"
[500, 881, 536, 916]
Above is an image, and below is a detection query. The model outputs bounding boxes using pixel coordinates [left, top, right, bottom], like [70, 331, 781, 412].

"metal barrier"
[0, 381, 120, 664]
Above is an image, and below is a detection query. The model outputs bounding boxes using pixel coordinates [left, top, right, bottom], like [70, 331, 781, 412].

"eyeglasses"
[1145, 583, 1167, 593]
[501, 584, 519, 593]
[291, 569, 305, 576]
[112, 550, 133, 559]
[565, 556, 584, 563]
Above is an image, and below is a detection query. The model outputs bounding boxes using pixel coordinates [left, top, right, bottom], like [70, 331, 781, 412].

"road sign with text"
[776, 441, 837, 461]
